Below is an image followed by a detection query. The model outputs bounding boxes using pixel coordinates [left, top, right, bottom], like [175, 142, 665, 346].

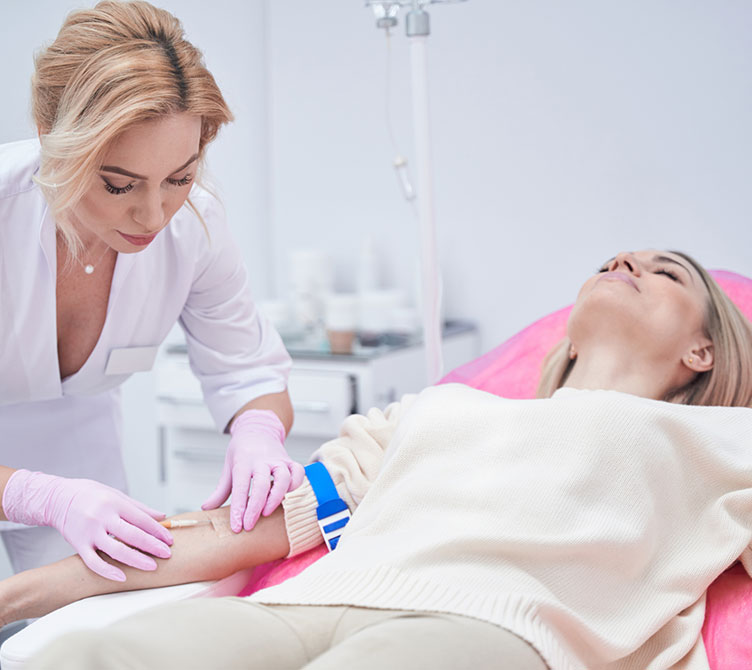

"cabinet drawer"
[288, 369, 354, 439]
[156, 356, 355, 438]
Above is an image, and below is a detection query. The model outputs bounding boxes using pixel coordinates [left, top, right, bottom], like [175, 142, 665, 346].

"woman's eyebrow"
[100, 153, 199, 180]
[652, 255, 694, 283]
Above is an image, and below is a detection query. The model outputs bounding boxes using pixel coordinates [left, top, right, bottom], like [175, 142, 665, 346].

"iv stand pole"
[406, 3, 443, 384]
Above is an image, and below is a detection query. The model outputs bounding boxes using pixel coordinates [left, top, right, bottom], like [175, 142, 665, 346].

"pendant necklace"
[79, 244, 111, 275]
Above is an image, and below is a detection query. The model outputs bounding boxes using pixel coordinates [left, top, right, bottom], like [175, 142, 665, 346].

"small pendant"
[84, 264, 94, 274]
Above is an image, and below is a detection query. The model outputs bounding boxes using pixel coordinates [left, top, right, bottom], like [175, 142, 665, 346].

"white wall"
[268, 0, 752, 350]
[5, 0, 751, 357]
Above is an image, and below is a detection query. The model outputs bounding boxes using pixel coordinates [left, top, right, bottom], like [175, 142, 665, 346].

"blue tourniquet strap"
[305, 462, 351, 551]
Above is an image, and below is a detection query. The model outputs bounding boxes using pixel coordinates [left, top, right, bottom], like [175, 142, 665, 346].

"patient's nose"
[610, 252, 640, 276]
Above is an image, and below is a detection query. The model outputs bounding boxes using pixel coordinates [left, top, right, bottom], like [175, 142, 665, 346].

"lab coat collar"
[38, 201, 56, 278]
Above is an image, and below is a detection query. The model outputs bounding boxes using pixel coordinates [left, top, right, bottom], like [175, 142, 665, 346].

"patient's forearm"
[0, 506, 290, 626]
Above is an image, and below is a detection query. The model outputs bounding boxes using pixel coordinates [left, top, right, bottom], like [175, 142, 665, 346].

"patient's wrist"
[0, 569, 41, 625]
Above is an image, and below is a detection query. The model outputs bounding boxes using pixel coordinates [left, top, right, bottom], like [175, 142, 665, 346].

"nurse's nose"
[608, 252, 641, 277]
[131, 187, 165, 233]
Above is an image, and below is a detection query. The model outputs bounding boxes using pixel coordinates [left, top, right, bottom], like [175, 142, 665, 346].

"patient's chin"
[568, 293, 640, 340]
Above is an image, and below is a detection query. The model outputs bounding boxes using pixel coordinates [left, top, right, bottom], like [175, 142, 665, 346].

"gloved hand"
[2, 469, 173, 582]
[201, 409, 305, 532]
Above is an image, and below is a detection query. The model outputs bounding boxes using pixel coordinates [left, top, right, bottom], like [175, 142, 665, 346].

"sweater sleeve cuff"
[281, 479, 323, 558]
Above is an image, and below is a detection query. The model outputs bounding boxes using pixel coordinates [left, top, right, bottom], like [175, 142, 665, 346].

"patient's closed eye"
[656, 269, 679, 282]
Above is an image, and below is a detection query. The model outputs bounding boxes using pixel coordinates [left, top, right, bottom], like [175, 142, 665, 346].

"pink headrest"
[440, 270, 752, 399]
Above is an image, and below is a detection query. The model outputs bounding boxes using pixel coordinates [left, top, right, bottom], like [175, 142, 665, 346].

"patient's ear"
[684, 340, 714, 373]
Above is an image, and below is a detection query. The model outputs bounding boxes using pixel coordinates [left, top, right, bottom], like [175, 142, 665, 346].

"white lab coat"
[0, 138, 292, 540]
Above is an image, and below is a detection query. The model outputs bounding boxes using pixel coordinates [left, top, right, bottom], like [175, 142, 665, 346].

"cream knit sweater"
[250, 384, 752, 670]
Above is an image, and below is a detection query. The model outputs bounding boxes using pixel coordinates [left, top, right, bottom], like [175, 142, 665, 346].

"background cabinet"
[156, 322, 479, 514]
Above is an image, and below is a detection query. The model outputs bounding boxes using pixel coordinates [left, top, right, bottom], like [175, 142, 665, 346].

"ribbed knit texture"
[258, 384, 752, 670]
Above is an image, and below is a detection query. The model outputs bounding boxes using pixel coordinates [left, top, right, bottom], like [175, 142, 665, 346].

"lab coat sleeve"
[178, 191, 291, 433]
[281, 395, 416, 557]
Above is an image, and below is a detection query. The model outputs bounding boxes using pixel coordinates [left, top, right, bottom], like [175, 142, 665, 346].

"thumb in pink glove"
[201, 409, 305, 533]
[2, 470, 173, 582]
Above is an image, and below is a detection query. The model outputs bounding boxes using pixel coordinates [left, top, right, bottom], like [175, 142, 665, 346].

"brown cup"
[327, 329, 355, 355]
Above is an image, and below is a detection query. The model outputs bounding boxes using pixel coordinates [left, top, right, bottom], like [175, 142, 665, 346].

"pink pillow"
[241, 269, 752, 670]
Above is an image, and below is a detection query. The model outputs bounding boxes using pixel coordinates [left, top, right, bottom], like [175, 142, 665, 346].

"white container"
[288, 249, 334, 332]
[256, 299, 290, 331]
[324, 293, 358, 331]
[391, 305, 421, 336]
[358, 289, 406, 344]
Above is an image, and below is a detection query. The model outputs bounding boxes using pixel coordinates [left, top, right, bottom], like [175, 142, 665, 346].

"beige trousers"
[31, 598, 549, 670]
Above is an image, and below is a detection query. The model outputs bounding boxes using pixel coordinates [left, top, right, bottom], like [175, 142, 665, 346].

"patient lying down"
[10, 249, 752, 670]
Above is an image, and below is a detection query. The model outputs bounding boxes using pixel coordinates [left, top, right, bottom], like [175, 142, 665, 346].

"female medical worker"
[0, 0, 304, 583]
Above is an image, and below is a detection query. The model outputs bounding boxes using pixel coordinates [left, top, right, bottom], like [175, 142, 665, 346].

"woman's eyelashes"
[595, 264, 680, 282]
[103, 180, 134, 195]
[102, 174, 193, 195]
[166, 174, 193, 187]
[656, 268, 680, 282]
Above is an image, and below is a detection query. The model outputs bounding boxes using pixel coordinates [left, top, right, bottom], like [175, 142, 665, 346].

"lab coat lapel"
[59, 250, 138, 393]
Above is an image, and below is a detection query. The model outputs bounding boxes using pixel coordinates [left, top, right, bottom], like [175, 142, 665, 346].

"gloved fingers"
[201, 461, 233, 511]
[116, 504, 174, 548]
[262, 465, 291, 517]
[96, 534, 159, 572]
[228, 460, 255, 532]
[76, 546, 126, 583]
[242, 468, 271, 532]
[289, 461, 306, 491]
[111, 490, 166, 520]
[109, 518, 172, 559]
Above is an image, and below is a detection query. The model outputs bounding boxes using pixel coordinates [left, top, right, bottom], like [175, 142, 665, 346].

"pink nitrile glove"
[2, 469, 173, 582]
[201, 409, 305, 533]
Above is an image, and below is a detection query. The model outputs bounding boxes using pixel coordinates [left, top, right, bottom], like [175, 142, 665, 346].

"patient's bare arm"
[0, 506, 290, 627]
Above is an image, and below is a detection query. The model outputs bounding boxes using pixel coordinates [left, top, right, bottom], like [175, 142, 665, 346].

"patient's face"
[568, 250, 709, 364]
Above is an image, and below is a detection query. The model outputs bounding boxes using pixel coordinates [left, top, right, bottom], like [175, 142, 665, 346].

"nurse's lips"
[118, 230, 158, 246]
[597, 271, 639, 291]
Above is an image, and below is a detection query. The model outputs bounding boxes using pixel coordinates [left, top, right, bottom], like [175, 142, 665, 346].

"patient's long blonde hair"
[32, 0, 233, 258]
[536, 251, 752, 408]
